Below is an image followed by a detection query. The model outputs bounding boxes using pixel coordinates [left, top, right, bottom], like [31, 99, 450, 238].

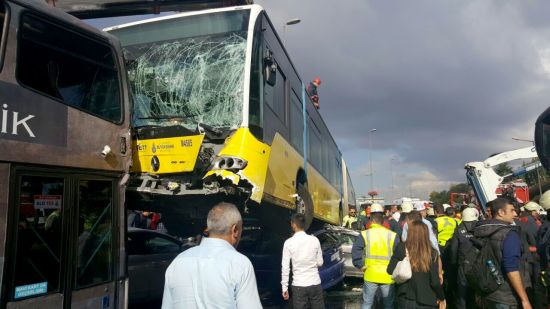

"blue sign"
[102, 295, 110, 308]
[14, 282, 48, 299]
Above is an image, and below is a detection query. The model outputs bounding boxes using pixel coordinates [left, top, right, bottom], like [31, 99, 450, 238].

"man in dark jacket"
[449, 207, 479, 309]
[474, 197, 532, 309]
[537, 191, 550, 307]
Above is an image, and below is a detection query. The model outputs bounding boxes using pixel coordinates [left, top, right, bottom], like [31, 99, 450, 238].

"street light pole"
[390, 157, 396, 201]
[511, 137, 534, 143]
[283, 18, 301, 46]
[368, 128, 377, 192]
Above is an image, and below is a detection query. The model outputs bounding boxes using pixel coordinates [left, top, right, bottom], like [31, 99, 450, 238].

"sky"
[253, 0, 550, 201]
[87, 1, 550, 201]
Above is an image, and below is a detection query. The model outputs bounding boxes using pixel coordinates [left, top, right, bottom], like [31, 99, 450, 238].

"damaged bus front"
[107, 5, 350, 232]
[106, 8, 266, 201]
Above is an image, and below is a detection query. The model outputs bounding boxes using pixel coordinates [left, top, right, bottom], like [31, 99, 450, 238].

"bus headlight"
[212, 156, 248, 170]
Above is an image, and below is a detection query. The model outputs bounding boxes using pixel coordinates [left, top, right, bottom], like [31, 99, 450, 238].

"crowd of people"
[344, 193, 550, 309]
[158, 190, 550, 309]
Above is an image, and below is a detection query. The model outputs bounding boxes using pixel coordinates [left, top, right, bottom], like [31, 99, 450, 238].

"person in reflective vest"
[352, 203, 398, 309]
[434, 204, 458, 305]
[342, 208, 358, 229]
[434, 204, 458, 249]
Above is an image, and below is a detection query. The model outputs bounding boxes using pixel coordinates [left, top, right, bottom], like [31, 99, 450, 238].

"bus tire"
[296, 183, 314, 230]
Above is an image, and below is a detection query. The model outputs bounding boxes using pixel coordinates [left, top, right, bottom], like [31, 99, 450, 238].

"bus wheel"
[296, 183, 314, 230]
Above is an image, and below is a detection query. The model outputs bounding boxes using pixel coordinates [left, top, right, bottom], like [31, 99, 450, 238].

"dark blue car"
[239, 220, 345, 304]
[312, 229, 346, 290]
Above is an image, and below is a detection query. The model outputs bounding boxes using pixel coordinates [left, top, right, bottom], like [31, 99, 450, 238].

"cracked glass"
[109, 10, 250, 133]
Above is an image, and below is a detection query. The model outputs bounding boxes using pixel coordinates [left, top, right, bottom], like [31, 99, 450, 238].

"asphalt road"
[130, 278, 365, 309]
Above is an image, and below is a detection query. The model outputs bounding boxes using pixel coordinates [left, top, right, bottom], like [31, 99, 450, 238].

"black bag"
[463, 237, 502, 294]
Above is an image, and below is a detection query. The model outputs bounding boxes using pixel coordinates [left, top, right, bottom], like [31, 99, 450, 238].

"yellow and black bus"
[0, 1, 131, 307]
[106, 4, 355, 232]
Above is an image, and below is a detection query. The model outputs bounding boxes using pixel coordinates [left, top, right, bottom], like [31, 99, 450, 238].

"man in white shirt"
[281, 213, 325, 309]
[162, 202, 262, 309]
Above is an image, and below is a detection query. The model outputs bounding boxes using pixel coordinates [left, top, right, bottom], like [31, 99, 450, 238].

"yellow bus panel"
[204, 128, 271, 202]
[263, 133, 304, 209]
[306, 165, 340, 225]
[132, 135, 204, 174]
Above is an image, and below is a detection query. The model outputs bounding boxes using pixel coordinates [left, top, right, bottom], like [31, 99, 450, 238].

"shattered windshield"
[109, 10, 250, 131]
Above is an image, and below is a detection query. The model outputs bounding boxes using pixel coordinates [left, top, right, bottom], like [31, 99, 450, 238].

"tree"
[429, 190, 450, 205]
[429, 182, 471, 205]
[449, 183, 469, 193]
[494, 163, 513, 176]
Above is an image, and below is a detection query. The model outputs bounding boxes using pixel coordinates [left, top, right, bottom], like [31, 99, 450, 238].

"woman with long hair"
[387, 220, 446, 308]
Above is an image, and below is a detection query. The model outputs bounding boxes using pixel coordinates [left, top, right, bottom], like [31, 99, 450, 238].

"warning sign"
[34, 195, 62, 209]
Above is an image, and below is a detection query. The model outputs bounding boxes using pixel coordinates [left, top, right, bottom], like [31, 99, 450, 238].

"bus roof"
[104, 3, 257, 31]
[53, 0, 252, 19]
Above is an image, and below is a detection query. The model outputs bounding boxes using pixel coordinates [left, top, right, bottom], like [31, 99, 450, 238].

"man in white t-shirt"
[281, 213, 324, 309]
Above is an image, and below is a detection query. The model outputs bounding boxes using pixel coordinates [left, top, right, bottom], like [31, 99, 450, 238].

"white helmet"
[413, 202, 426, 211]
[462, 207, 479, 222]
[401, 201, 414, 213]
[540, 190, 550, 210]
[523, 201, 540, 212]
[370, 203, 384, 213]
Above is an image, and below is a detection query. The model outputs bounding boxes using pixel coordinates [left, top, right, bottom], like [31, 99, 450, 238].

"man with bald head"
[162, 202, 261, 309]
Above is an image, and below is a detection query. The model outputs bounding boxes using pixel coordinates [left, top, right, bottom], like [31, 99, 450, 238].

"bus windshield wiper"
[138, 114, 196, 120]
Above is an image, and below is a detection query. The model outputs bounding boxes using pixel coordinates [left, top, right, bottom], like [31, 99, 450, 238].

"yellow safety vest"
[342, 215, 358, 229]
[435, 216, 457, 247]
[361, 224, 396, 284]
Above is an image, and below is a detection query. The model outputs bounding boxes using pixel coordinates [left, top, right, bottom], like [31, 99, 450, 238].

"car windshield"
[109, 9, 250, 131]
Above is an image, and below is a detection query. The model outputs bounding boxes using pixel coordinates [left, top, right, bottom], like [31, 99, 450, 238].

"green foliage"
[450, 183, 470, 193]
[494, 163, 513, 176]
[429, 182, 470, 205]
[522, 159, 548, 188]
[430, 189, 450, 205]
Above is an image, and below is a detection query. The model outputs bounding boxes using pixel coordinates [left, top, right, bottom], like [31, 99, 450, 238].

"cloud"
[87, 1, 550, 200]
[257, 0, 550, 199]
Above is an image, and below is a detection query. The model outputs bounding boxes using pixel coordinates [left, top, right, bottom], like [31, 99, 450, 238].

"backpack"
[538, 223, 550, 268]
[462, 236, 502, 294]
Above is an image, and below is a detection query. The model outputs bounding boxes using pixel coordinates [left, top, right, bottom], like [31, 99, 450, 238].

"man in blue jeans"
[352, 204, 399, 309]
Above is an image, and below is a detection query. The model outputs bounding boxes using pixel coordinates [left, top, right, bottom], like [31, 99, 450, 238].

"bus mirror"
[535, 106, 550, 171]
[265, 63, 277, 86]
[264, 49, 277, 86]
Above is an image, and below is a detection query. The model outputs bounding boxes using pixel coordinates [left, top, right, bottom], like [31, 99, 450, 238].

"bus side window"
[289, 90, 303, 154]
[17, 14, 122, 123]
[0, 3, 5, 71]
[248, 15, 263, 139]
[76, 180, 114, 288]
[11, 176, 65, 300]
[264, 61, 287, 124]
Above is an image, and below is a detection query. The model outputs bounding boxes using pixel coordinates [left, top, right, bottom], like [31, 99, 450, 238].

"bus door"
[4, 168, 120, 309]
